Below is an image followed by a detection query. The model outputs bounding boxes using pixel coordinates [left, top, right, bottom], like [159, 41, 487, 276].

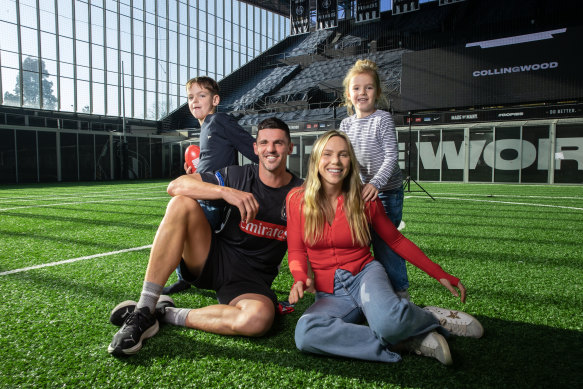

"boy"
[164, 77, 259, 294]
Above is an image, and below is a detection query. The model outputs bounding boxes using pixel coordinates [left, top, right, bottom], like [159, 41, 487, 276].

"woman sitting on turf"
[286, 130, 483, 365]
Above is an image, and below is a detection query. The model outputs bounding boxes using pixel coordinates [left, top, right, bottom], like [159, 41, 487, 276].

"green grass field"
[1, 181, 582, 388]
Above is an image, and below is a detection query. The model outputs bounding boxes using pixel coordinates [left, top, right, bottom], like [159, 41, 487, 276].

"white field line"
[0, 196, 169, 212]
[420, 193, 582, 200]
[405, 195, 583, 211]
[0, 185, 168, 203]
[0, 245, 152, 276]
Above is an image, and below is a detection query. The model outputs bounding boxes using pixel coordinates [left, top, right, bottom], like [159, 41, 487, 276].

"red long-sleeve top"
[286, 189, 459, 294]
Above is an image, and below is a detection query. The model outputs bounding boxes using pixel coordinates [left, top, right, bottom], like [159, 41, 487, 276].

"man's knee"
[230, 297, 275, 337]
[167, 195, 201, 216]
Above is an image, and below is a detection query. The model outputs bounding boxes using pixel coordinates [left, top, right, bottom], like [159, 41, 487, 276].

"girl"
[286, 130, 483, 365]
[339, 59, 409, 298]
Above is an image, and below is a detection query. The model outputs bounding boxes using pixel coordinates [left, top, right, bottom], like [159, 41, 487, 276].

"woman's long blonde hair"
[342, 59, 390, 116]
[294, 130, 370, 246]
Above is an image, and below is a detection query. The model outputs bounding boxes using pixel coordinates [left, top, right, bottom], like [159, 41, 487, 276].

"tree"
[3, 56, 58, 110]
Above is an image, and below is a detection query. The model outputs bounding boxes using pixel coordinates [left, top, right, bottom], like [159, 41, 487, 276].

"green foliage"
[0, 181, 582, 388]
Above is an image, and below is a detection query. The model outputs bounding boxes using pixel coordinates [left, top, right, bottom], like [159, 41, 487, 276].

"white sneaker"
[424, 306, 484, 338]
[407, 331, 452, 365]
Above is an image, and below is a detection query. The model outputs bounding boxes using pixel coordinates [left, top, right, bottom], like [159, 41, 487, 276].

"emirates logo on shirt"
[239, 220, 287, 241]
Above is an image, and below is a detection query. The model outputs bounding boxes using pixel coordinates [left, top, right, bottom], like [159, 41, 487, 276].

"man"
[164, 76, 259, 294]
[108, 117, 302, 356]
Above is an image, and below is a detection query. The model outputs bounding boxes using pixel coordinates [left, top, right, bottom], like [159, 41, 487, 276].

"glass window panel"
[95, 134, 111, 180]
[1, 50, 19, 69]
[77, 64, 90, 81]
[120, 31, 132, 52]
[216, 46, 223, 77]
[16, 130, 37, 183]
[106, 10, 118, 48]
[169, 32, 178, 62]
[157, 0, 166, 18]
[158, 28, 167, 61]
[107, 84, 119, 116]
[20, 1, 37, 29]
[37, 131, 58, 182]
[105, 0, 117, 11]
[493, 127, 520, 183]
[189, 7, 197, 30]
[418, 130, 440, 181]
[179, 34, 187, 66]
[134, 89, 144, 119]
[0, 0, 17, 23]
[146, 91, 156, 119]
[77, 80, 90, 112]
[92, 24, 104, 45]
[60, 77, 75, 111]
[61, 61, 74, 77]
[134, 20, 144, 54]
[93, 68, 104, 83]
[0, 22, 18, 52]
[441, 129, 464, 181]
[58, 13, 73, 38]
[76, 41, 90, 66]
[92, 44, 104, 69]
[40, 32, 57, 60]
[107, 47, 119, 73]
[21, 27, 39, 57]
[60, 132, 78, 181]
[21, 70, 40, 108]
[40, 9, 56, 33]
[0, 129, 16, 183]
[92, 82, 105, 114]
[59, 36, 74, 63]
[79, 133, 95, 180]
[554, 124, 583, 184]
[134, 54, 144, 77]
[122, 86, 131, 117]
[145, 23, 156, 58]
[469, 128, 493, 182]
[2, 66, 19, 105]
[198, 40, 207, 73]
[520, 126, 549, 183]
[137, 136, 150, 178]
[199, 9, 206, 31]
[158, 93, 167, 119]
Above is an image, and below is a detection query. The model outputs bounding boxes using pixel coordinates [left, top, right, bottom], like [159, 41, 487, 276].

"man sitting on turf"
[108, 117, 303, 356]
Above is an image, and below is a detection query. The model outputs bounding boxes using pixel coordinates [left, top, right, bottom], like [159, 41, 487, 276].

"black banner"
[394, 103, 583, 126]
[401, 28, 583, 111]
[317, 0, 337, 30]
[291, 0, 310, 35]
[356, 0, 380, 23]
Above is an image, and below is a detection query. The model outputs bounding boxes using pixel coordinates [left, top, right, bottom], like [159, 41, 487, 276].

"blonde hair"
[294, 130, 370, 246]
[342, 59, 390, 116]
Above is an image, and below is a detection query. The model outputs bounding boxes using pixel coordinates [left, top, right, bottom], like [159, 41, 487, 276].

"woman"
[286, 130, 483, 365]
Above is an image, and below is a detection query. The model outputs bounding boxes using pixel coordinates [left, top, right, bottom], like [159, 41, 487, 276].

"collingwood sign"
[473, 62, 559, 77]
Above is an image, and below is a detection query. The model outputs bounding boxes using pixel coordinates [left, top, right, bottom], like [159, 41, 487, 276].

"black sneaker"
[109, 296, 175, 327]
[162, 279, 191, 294]
[108, 307, 159, 356]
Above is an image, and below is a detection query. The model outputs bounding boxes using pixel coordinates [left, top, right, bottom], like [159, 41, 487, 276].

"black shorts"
[179, 235, 278, 308]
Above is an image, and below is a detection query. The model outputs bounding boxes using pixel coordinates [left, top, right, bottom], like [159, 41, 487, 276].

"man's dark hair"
[257, 117, 291, 143]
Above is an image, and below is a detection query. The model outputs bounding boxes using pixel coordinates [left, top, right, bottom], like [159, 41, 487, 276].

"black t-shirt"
[200, 164, 303, 280]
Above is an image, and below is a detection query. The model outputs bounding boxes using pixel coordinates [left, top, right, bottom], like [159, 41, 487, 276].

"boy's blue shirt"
[197, 112, 259, 173]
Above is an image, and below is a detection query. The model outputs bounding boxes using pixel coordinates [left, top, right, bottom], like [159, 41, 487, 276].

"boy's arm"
[224, 115, 259, 163]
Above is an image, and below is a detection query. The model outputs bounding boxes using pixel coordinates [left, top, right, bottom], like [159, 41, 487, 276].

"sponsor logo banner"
[240, 220, 287, 241]
[357, 0, 380, 22]
[291, 0, 310, 35]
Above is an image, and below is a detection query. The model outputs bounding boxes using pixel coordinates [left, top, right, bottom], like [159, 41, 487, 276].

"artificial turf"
[0, 180, 581, 388]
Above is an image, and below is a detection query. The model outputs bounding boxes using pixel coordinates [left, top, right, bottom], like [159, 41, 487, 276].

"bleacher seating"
[228, 65, 301, 111]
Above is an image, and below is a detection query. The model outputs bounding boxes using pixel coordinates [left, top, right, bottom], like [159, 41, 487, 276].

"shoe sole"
[425, 306, 484, 338]
[107, 320, 159, 356]
[431, 332, 453, 366]
[109, 296, 176, 327]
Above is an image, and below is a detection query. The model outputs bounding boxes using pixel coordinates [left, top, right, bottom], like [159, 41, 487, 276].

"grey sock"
[136, 281, 163, 314]
[162, 307, 191, 327]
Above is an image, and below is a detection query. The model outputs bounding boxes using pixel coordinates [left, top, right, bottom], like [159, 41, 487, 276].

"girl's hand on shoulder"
[362, 183, 379, 202]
